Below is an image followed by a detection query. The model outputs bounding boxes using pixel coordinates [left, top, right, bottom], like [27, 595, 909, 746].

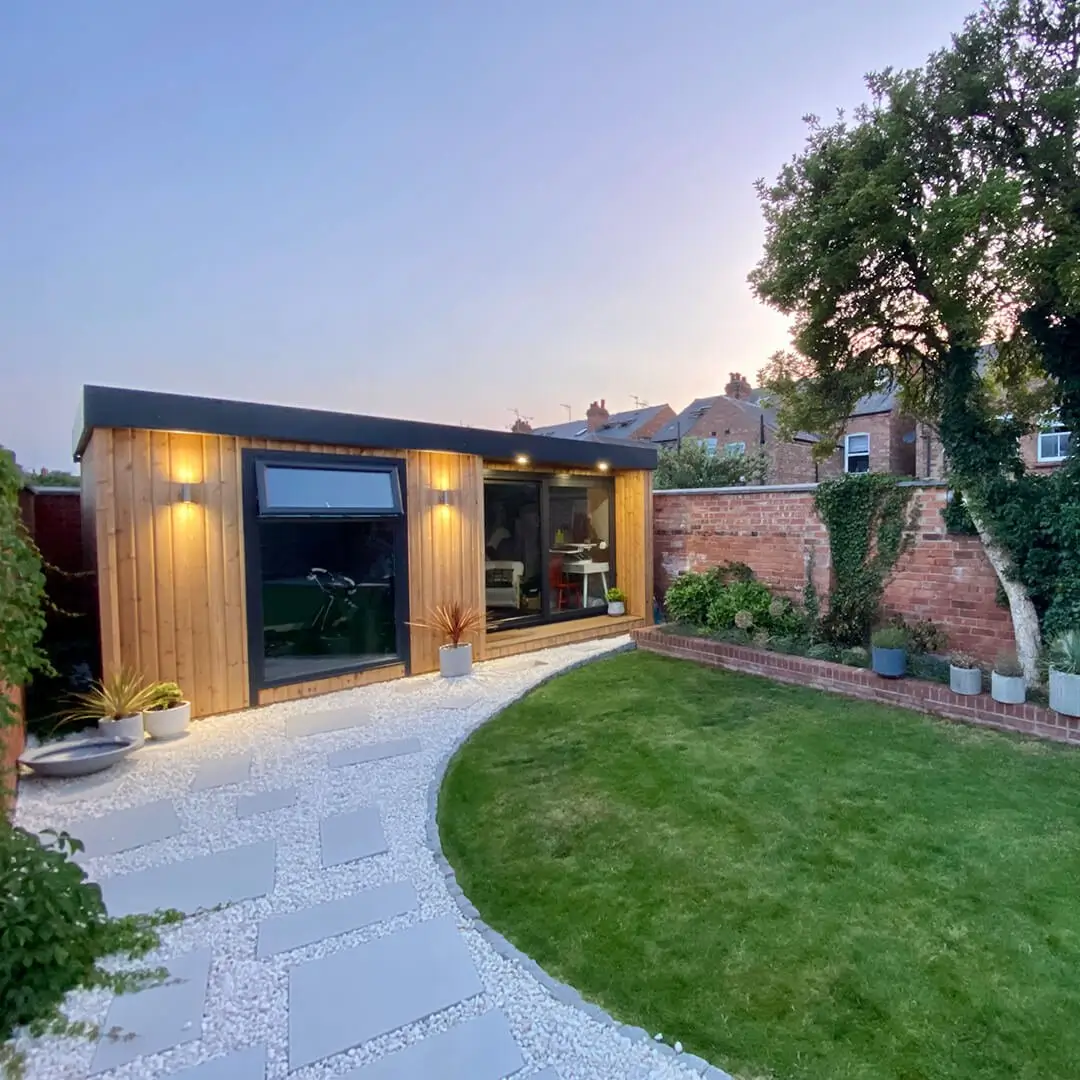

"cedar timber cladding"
[83, 421, 654, 718]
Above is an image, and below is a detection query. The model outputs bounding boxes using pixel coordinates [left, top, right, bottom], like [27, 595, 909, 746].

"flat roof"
[74, 385, 657, 471]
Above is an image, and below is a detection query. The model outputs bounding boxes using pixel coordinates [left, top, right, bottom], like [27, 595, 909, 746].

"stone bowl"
[19, 736, 138, 778]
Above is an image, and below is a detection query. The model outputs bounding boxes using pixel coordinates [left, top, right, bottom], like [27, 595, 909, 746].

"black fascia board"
[74, 385, 658, 471]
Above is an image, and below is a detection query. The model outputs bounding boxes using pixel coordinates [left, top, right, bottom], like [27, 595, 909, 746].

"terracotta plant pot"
[991, 671, 1026, 705]
[440, 643, 473, 678]
[98, 713, 145, 748]
[1050, 669, 1080, 717]
[871, 647, 906, 679]
[143, 701, 191, 739]
[607, 601, 626, 616]
[950, 665, 982, 696]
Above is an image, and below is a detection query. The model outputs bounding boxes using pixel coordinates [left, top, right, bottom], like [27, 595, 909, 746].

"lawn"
[438, 650, 1080, 1080]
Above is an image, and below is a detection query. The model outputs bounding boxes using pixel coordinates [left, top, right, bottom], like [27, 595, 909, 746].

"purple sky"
[1, 1, 975, 470]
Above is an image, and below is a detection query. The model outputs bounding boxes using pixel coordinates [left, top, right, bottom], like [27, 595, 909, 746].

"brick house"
[533, 400, 675, 442]
[915, 418, 1073, 479]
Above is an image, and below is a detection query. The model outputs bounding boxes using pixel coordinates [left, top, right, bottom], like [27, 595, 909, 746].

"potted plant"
[606, 587, 626, 616]
[142, 681, 191, 739]
[870, 627, 908, 679]
[1049, 631, 1080, 717]
[65, 668, 156, 747]
[949, 652, 982, 696]
[414, 601, 483, 678]
[991, 651, 1026, 705]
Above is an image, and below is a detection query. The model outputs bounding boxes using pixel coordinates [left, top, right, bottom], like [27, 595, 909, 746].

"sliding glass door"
[483, 471, 615, 630]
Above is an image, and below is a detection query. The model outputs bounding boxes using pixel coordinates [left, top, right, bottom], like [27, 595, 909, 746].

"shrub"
[994, 651, 1024, 678]
[910, 654, 951, 684]
[664, 571, 724, 627]
[146, 681, 184, 711]
[605, 587, 626, 603]
[893, 617, 949, 655]
[705, 580, 774, 632]
[0, 827, 181, 1076]
[950, 652, 978, 670]
[1049, 631, 1080, 675]
[840, 646, 870, 668]
[807, 643, 840, 662]
[654, 440, 769, 490]
[733, 609, 755, 630]
[871, 627, 909, 650]
[752, 630, 770, 648]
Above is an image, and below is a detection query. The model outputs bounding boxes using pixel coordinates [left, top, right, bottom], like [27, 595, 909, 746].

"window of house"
[724, 441, 747, 456]
[698, 437, 718, 456]
[845, 433, 870, 473]
[1038, 422, 1071, 463]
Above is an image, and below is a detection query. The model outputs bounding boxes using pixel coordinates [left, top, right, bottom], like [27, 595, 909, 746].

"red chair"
[549, 556, 581, 610]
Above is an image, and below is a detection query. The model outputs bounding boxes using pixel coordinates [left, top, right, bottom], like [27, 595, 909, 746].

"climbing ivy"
[0, 447, 52, 731]
[814, 474, 918, 647]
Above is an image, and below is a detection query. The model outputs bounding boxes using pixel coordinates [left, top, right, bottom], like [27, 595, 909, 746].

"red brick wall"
[654, 483, 1013, 663]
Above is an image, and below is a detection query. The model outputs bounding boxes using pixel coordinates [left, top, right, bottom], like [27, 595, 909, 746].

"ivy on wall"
[814, 474, 918, 647]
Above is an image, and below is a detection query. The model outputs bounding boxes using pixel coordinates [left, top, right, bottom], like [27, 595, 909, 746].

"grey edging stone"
[424, 640, 735, 1080]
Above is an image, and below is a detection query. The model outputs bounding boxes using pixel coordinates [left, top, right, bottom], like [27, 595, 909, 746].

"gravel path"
[13, 637, 725, 1080]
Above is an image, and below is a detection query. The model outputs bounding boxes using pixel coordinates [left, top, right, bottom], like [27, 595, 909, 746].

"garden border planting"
[634, 627, 1080, 746]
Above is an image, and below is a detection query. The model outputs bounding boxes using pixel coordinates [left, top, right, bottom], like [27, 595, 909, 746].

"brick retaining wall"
[653, 483, 1013, 665]
[633, 627, 1080, 747]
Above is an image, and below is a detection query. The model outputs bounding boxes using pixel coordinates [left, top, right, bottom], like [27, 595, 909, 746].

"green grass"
[438, 650, 1080, 1080]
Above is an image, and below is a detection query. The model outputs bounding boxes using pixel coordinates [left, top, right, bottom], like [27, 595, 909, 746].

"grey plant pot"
[991, 671, 1026, 705]
[950, 665, 982, 696]
[1049, 668, 1080, 717]
[98, 714, 144, 749]
[142, 701, 191, 739]
[872, 647, 906, 679]
[439, 642, 473, 678]
[607, 601, 626, 616]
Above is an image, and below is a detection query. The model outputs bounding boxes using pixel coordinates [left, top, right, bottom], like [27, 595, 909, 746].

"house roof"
[73, 385, 658, 471]
[850, 389, 897, 416]
[651, 395, 797, 444]
[533, 403, 669, 441]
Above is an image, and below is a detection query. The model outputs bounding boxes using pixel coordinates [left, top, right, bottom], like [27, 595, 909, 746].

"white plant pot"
[440, 642, 473, 678]
[1050, 669, 1080, 717]
[98, 713, 144, 747]
[607, 601, 626, 616]
[991, 671, 1026, 705]
[143, 701, 191, 739]
[949, 665, 982, 696]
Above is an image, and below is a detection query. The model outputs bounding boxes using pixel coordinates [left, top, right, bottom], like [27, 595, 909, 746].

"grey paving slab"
[257, 880, 417, 958]
[237, 785, 297, 819]
[100, 840, 276, 917]
[69, 798, 181, 857]
[286, 706, 369, 738]
[89, 948, 211, 1073]
[328, 737, 421, 769]
[288, 915, 483, 1070]
[346, 1010, 524, 1080]
[169, 1045, 266, 1080]
[190, 751, 252, 792]
[439, 695, 480, 711]
[530, 1071, 563, 1080]
[320, 805, 387, 867]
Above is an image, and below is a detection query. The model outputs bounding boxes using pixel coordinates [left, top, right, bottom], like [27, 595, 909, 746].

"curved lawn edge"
[425, 643, 734, 1080]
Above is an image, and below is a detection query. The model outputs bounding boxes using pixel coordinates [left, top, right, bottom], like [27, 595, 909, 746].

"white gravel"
[12, 637, 721, 1080]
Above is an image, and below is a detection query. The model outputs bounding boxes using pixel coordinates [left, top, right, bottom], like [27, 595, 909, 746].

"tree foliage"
[750, 0, 1080, 663]
[654, 440, 769, 490]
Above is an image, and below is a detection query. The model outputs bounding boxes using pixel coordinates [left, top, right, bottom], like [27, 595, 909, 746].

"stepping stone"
[191, 751, 252, 792]
[89, 948, 211, 1073]
[69, 798, 181, 857]
[320, 806, 387, 867]
[257, 880, 418, 957]
[328, 737, 421, 769]
[286, 706, 368, 738]
[288, 915, 483, 1070]
[439, 696, 479, 711]
[237, 786, 297, 819]
[345, 1010, 524, 1079]
[168, 1045, 266, 1080]
[100, 840, 276, 917]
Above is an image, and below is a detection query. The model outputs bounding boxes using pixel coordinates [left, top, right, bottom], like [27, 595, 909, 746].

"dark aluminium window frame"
[241, 449, 411, 698]
[483, 469, 617, 632]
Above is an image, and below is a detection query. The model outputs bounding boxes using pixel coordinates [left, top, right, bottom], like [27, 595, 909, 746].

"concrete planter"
[872, 647, 906, 679]
[991, 671, 1026, 705]
[439, 643, 473, 678]
[98, 713, 144, 748]
[607, 601, 626, 616]
[143, 701, 191, 739]
[950, 665, 982, 696]
[1049, 669, 1080, 717]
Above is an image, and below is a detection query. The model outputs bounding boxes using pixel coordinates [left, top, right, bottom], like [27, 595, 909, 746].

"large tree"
[750, 0, 1080, 681]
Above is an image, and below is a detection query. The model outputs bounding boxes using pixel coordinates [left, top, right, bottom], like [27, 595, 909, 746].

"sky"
[1, 1, 977, 470]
